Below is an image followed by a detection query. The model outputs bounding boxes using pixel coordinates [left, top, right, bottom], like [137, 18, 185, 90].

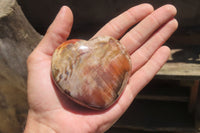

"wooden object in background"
[0, 0, 41, 132]
[0, 0, 41, 79]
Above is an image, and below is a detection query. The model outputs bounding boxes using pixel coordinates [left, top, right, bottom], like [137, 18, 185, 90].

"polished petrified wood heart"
[51, 36, 132, 110]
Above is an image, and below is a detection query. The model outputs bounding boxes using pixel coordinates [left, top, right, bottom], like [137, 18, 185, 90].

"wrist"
[24, 110, 55, 133]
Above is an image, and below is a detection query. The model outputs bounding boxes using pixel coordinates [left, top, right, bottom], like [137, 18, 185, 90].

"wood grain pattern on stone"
[52, 36, 132, 110]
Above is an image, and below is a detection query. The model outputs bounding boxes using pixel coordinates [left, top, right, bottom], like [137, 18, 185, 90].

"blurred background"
[1, 0, 200, 132]
[17, 0, 200, 43]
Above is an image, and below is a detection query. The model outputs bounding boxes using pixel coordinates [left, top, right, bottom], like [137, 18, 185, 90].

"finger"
[118, 46, 171, 108]
[93, 3, 154, 39]
[121, 4, 177, 54]
[131, 18, 178, 72]
[37, 6, 73, 56]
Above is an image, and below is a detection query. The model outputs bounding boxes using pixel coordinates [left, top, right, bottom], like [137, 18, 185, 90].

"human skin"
[24, 3, 178, 133]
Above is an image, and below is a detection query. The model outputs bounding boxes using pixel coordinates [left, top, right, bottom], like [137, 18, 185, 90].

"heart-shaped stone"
[51, 36, 132, 110]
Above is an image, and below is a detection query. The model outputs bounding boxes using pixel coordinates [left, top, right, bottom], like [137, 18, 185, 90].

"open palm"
[25, 4, 178, 133]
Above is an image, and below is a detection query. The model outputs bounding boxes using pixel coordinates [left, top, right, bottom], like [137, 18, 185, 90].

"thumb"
[36, 6, 73, 56]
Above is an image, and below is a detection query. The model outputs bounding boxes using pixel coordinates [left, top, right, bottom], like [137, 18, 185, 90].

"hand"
[24, 4, 178, 133]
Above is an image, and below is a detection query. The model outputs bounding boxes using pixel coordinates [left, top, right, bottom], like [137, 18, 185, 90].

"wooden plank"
[189, 80, 199, 113]
[195, 81, 200, 131]
[156, 46, 200, 80]
[108, 100, 195, 133]
[136, 79, 190, 102]
[108, 79, 197, 132]
[157, 63, 200, 80]
[136, 95, 188, 102]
